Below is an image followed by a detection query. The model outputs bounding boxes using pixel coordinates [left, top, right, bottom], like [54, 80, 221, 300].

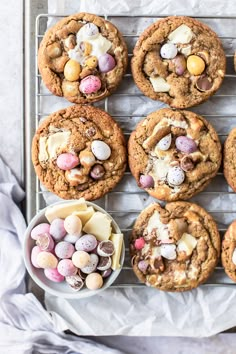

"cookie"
[131, 16, 226, 108]
[130, 202, 220, 292]
[32, 105, 126, 200]
[128, 108, 221, 201]
[223, 128, 236, 192]
[222, 221, 236, 282]
[38, 13, 128, 103]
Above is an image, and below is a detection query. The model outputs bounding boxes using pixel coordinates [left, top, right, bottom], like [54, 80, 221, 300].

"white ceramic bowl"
[23, 200, 124, 299]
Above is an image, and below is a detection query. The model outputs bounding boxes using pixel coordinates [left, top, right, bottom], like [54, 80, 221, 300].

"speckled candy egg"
[97, 256, 111, 271]
[101, 268, 112, 278]
[97, 240, 114, 257]
[49, 218, 67, 241]
[175, 136, 197, 154]
[98, 53, 116, 73]
[36, 232, 54, 252]
[83, 23, 99, 37]
[55, 241, 75, 259]
[91, 140, 111, 160]
[167, 166, 185, 186]
[138, 260, 149, 273]
[85, 272, 103, 290]
[57, 259, 77, 277]
[79, 75, 101, 94]
[75, 234, 97, 252]
[160, 244, 177, 260]
[31, 223, 50, 240]
[81, 253, 99, 274]
[36, 251, 58, 269]
[66, 275, 84, 291]
[160, 43, 178, 59]
[72, 250, 90, 269]
[56, 153, 79, 171]
[139, 175, 154, 188]
[134, 237, 145, 250]
[64, 215, 82, 236]
[156, 134, 172, 151]
[31, 246, 41, 268]
[44, 268, 65, 282]
[64, 234, 81, 244]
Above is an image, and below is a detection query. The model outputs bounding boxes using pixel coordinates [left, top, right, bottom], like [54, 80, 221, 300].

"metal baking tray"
[24, 1, 236, 287]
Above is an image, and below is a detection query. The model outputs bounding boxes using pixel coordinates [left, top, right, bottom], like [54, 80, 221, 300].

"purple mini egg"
[175, 136, 197, 154]
[31, 223, 50, 240]
[44, 268, 65, 283]
[50, 218, 67, 241]
[139, 175, 154, 189]
[101, 268, 112, 278]
[75, 234, 97, 252]
[36, 232, 54, 252]
[98, 53, 116, 73]
[81, 253, 99, 274]
[57, 259, 77, 277]
[55, 241, 75, 259]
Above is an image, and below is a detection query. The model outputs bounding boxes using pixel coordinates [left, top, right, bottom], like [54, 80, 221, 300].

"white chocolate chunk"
[151, 246, 161, 258]
[83, 211, 112, 241]
[232, 248, 236, 265]
[38, 137, 49, 162]
[177, 232, 197, 256]
[166, 118, 188, 129]
[168, 24, 194, 44]
[160, 244, 176, 260]
[110, 233, 123, 270]
[150, 77, 170, 92]
[151, 158, 170, 181]
[180, 45, 192, 56]
[47, 131, 71, 159]
[72, 206, 95, 225]
[45, 199, 87, 223]
[174, 270, 186, 282]
[146, 211, 170, 241]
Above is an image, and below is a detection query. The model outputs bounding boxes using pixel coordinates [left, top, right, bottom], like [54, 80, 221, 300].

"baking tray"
[24, 1, 236, 287]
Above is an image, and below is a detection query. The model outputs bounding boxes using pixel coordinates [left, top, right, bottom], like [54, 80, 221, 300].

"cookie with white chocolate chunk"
[128, 108, 221, 201]
[130, 202, 220, 292]
[32, 105, 126, 200]
[38, 12, 128, 103]
[222, 221, 236, 282]
[131, 16, 226, 108]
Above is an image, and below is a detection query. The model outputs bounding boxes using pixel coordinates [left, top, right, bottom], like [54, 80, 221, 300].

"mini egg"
[64, 215, 82, 236]
[55, 241, 75, 259]
[79, 75, 101, 94]
[134, 237, 145, 250]
[175, 136, 197, 154]
[138, 260, 149, 273]
[56, 153, 79, 171]
[75, 234, 97, 252]
[31, 223, 50, 240]
[79, 150, 96, 168]
[97, 256, 112, 271]
[160, 244, 177, 260]
[44, 268, 65, 282]
[72, 251, 90, 269]
[90, 164, 105, 180]
[98, 53, 116, 73]
[91, 140, 111, 160]
[101, 268, 112, 278]
[85, 56, 98, 69]
[167, 166, 185, 186]
[81, 253, 99, 274]
[64, 234, 81, 244]
[187, 55, 205, 76]
[160, 43, 178, 59]
[65, 275, 84, 291]
[156, 133, 172, 151]
[85, 272, 103, 290]
[36, 232, 54, 252]
[64, 59, 81, 81]
[31, 246, 41, 268]
[83, 23, 99, 37]
[49, 218, 67, 241]
[57, 259, 77, 277]
[97, 240, 114, 257]
[139, 175, 154, 189]
[36, 251, 58, 269]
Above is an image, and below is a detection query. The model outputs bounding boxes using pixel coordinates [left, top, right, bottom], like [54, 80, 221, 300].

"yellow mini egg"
[36, 251, 58, 269]
[85, 272, 103, 290]
[85, 56, 98, 69]
[64, 214, 82, 236]
[79, 150, 96, 168]
[187, 55, 205, 76]
[72, 251, 90, 269]
[64, 59, 81, 81]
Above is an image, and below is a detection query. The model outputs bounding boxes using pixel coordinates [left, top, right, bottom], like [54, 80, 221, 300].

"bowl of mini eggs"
[23, 198, 124, 298]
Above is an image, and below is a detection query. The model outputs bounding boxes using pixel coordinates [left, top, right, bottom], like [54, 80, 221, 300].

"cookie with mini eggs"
[38, 13, 128, 103]
[32, 105, 126, 200]
[131, 16, 226, 108]
[128, 108, 221, 201]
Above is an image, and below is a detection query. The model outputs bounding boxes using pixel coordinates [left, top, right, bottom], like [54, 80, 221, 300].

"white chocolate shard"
[150, 77, 170, 92]
[168, 24, 194, 44]
[232, 248, 236, 265]
[83, 211, 112, 241]
[45, 199, 87, 223]
[47, 131, 71, 159]
[177, 232, 197, 256]
[180, 45, 192, 56]
[72, 206, 95, 226]
[38, 137, 49, 162]
[110, 233, 123, 270]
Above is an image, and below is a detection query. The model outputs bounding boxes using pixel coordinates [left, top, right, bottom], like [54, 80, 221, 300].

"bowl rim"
[23, 200, 125, 299]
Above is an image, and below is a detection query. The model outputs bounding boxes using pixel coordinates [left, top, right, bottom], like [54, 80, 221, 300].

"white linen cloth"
[0, 156, 123, 354]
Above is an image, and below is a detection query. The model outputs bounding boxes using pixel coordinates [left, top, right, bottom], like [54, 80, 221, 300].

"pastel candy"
[175, 136, 197, 154]
[97, 256, 111, 271]
[160, 43, 178, 59]
[57, 259, 77, 277]
[72, 250, 90, 268]
[98, 53, 116, 73]
[64, 215, 82, 236]
[36, 232, 54, 252]
[44, 268, 64, 282]
[139, 175, 154, 188]
[83, 23, 99, 37]
[167, 166, 185, 186]
[91, 140, 111, 160]
[81, 253, 99, 274]
[55, 241, 75, 259]
[97, 240, 114, 257]
[31, 246, 41, 268]
[66, 275, 84, 291]
[138, 260, 149, 273]
[31, 223, 50, 240]
[75, 234, 97, 252]
[64, 234, 81, 244]
[49, 218, 67, 241]
[85, 272, 103, 290]
[37, 251, 58, 269]
[134, 237, 145, 250]
[101, 268, 112, 278]
[79, 75, 101, 94]
[56, 153, 79, 170]
[156, 134, 172, 151]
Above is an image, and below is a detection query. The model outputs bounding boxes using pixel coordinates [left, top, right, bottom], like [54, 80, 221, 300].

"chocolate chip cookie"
[32, 105, 126, 200]
[222, 221, 236, 282]
[130, 202, 220, 292]
[38, 13, 128, 103]
[131, 16, 226, 108]
[223, 128, 236, 192]
[128, 108, 221, 201]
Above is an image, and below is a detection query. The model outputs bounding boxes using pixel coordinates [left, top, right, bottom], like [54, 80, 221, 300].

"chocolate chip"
[77, 182, 89, 191]
[153, 257, 164, 272]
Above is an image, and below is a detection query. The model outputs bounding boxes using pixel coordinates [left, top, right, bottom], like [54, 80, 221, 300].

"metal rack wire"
[31, 14, 236, 287]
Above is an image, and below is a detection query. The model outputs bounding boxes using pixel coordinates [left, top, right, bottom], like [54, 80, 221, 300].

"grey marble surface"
[2, 1, 236, 352]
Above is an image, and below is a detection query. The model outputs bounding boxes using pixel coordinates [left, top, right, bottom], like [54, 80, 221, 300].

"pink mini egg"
[36, 232, 54, 252]
[31, 246, 41, 268]
[134, 237, 145, 250]
[79, 75, 101, 94]
[50, 218, 67, 241]
[98, 53, 116, 73]
[56, 153, 79, 171]
[55, 241, 75, 259]
[44, 268, 65, 282]
[57, 259, 77, 277]
[31, 223, 50, 240]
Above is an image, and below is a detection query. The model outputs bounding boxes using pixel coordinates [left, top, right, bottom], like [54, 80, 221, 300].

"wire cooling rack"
[25, 13, 236, 287]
